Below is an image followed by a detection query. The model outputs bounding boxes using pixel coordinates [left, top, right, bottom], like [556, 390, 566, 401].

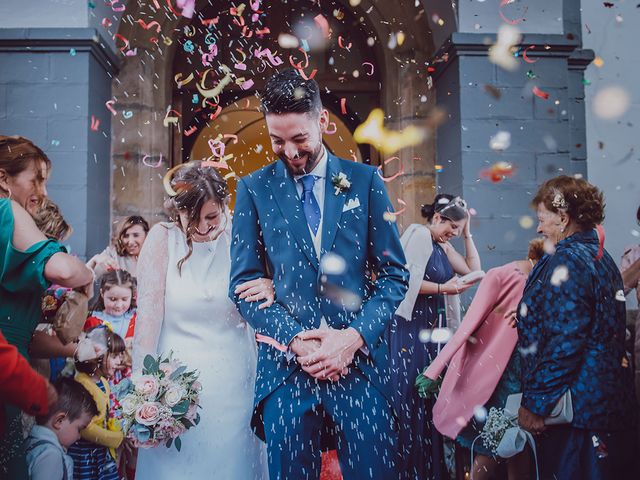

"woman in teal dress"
[0, 136, 93, 479]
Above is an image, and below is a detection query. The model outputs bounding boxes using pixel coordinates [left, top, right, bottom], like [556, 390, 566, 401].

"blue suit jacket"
[517, 230, 636, 431]
[229, 154, 408, 439]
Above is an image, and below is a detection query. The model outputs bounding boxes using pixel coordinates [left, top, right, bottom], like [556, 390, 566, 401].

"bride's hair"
[164, 161, 229, 274]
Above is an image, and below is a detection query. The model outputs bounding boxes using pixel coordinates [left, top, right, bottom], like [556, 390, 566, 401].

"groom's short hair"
[260, 68, 322, 116]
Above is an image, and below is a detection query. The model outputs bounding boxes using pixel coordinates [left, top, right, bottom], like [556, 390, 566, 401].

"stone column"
[429, 0, 592, 269]
[0, 27, 118, 259]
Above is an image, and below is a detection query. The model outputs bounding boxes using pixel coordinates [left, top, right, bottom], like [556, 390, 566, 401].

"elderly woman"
[87, 215, 150, 278]
[0, 136, 93, 478]
[517, 176, 636, 479]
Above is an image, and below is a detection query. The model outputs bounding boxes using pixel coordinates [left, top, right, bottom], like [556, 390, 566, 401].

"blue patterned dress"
[389, 239, 450, 480]
[517, 230, 636, 479]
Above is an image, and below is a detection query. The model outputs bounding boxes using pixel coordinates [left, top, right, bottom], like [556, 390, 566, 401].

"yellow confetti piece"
[519, 215, 534, 229]
[593, 56, 604, 68]
[353, 108, 426, 155]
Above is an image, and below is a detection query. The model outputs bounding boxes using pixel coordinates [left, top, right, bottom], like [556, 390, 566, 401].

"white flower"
[163, 386, 187, 407]
[331, 172, 351, 195]
[121, 394, 141, 416]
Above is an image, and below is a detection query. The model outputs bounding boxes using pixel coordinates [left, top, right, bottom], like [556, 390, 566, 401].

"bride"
[133, 161, 269, 479]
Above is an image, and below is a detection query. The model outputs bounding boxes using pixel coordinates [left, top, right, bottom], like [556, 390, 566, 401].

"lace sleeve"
[132, 223, 169, 370]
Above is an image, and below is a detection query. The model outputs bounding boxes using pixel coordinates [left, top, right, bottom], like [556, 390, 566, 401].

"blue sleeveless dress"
[389, 239, 452, 480]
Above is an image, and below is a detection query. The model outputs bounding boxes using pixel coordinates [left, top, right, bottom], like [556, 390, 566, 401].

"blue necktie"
[299, 175, 321, 235]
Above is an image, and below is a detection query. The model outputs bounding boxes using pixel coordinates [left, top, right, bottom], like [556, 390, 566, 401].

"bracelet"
[464, 234, 473, 239]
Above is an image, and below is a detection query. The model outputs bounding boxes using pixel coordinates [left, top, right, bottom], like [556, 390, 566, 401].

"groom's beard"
[279, 143, 323, 176]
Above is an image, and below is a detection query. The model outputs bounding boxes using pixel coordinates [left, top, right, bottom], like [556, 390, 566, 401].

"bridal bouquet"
[119, 352, 201, 451]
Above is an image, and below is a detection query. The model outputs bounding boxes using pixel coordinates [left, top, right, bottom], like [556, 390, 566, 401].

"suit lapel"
[321, 154, 351, 256]
[267, 160, 319, 270]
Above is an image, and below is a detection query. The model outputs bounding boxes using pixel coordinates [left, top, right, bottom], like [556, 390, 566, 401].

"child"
[83, 271, 137, 480]
[68, 327, 125, 480]
[25, 377, 98, 480]
[84, 270, 137, 355]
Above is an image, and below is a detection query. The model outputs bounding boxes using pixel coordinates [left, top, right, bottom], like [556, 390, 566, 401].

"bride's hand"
[235, 278, 275, 310]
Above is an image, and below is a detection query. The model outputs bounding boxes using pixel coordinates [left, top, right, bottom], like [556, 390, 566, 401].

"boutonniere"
[331, 172, 351, 195]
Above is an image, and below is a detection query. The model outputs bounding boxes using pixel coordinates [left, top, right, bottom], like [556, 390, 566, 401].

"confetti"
[593, 56, 604, 67]
[90, 115, 100, 131]
[615, 290, 626, 302]
[137, 19, 162, 33]
[354, 108, 426, 155]
[480, 162, 515, 183]
[69, 48, 77, 56]
[521, 45, 538, 63]
[435, 165, 443, 173]
[489, 131, 511, 151]
[592, 86, 630, 120]
[488, 24, 521, 71]
[142, 154, 163, 168]
[550, 265, 569, 287]
[362, 62, 375, 76]
[519, 216, 534, 229]
[377, 156, 404, 183]
[532, 86, 550, 100]
[473, 406, 487, 422]
[320, 253, 347, 275]
[277, 33, 299, 49]
[105, 100, 117, 117]
[499, 0, 527, 25]
[313, 14, 330, 38]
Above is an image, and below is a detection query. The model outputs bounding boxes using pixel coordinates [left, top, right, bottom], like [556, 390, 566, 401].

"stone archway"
[110, 0, 438, 227]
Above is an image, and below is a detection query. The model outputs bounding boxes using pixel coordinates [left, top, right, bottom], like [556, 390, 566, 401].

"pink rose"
[134, 375, 160, 399]
[135, 402, 163, 426]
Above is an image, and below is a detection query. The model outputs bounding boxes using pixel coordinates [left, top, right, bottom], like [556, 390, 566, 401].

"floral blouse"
[517, 230, 636, 431]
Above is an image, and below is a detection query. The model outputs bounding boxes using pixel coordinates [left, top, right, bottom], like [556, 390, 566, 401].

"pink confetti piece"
[532, 85, 550, 100]
[255, 333, 287, 353]
[340, 98, 347, 115]
[137, 19, 162, 33]
[377, 156, 405, 183]
[314, 14, 330, 38]
[240, 79, 254, 90]
[142, 153, 163, 168]
[254, 47, 283, 67]
[90, 115, 100, 131]
[362, 62, 375, 76]
[325, 122, 337, 135]
[105, 100, 117, 116]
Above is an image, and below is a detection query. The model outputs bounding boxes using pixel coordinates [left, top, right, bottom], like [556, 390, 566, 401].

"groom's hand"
[290, 336, 321, 358]
[297, 328, 364, 381]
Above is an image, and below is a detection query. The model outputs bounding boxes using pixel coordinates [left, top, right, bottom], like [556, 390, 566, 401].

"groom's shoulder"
[239, 162, 277, 187]
[335, 156, 376, 177]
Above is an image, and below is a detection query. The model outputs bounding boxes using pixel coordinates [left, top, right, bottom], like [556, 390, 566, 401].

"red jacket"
[0, 330, 48, 436]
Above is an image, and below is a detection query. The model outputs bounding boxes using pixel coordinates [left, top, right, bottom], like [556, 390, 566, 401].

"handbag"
[53, 290, 89, 345]
[504, 389, 573, 425]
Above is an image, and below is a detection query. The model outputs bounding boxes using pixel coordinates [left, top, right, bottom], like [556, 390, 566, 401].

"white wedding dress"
[133, 221, 268, 479]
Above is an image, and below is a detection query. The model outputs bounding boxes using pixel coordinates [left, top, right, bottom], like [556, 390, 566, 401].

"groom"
[229, 69, 408, 479]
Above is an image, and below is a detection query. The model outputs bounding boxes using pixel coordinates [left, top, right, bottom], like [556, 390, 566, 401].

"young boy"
[25, 377, 98, 480]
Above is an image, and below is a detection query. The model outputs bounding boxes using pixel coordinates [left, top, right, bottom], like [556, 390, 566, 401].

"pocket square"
[343, 198, 360, 212]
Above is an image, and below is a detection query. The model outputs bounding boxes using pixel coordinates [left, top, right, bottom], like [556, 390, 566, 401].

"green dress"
[0, 198, 65, 479]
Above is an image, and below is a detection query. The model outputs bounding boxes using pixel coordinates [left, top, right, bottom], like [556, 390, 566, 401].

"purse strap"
[469, 428, 540, 480]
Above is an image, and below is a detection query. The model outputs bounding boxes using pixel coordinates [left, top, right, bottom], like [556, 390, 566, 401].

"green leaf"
[172, 399, 189, 416]
[194, 413, 201, 425]
[169, 365, 187, 381]
[166, 438, 173, 448]
[143, 355, 155, 373]
[174, 436, 182, 452]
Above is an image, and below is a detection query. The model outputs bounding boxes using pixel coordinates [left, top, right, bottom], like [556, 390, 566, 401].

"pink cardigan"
[423, 262, 527, 439]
